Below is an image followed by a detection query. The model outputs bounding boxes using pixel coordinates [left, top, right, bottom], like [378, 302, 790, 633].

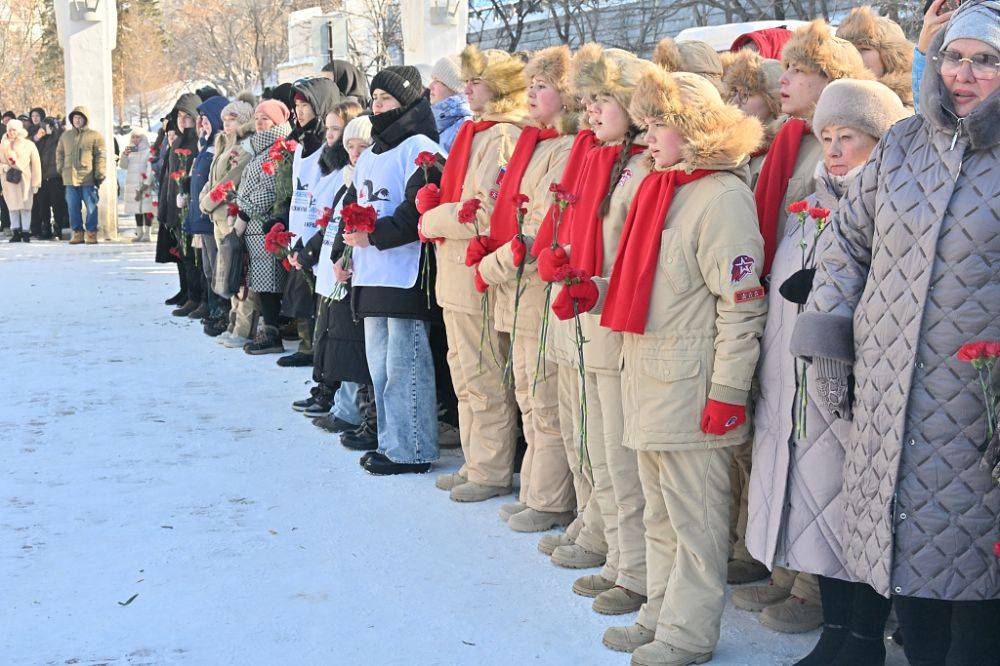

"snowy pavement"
[1, 238, 907, 665]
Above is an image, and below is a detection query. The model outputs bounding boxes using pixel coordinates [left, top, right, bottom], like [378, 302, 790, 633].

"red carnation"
[957, 342, 989, 362]
[458, 198, 481, 225]
[512, 193, 529, 207]
[281, 257, 292, 272]
[174, 148, 192, 158]
[264, 222, 295, 254]
[169, 169, 184, 183]
[261, 161, 277, 176]
[415, 151, 437, 169]
[994, 541, 1000, 558]
[227, 203, 239, 218]
[315, 207, 333, 230]
[809, 206, 831, 221]
[209, 180, 236, 204]
[342, 203, 377, 234]
[788, 200, 808, 214]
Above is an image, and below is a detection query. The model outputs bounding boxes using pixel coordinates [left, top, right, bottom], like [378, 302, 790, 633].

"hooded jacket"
[335, 97, 444, 321]
[184, 95, 229, 234]
[157, 94, 201, 230]
[0, 129, 42, 210]
[292, 77, 343, 158]
[432, 94, 473, 155]
[120, 132, 152, 216]
[325, 60, 372, 107]
[55, 106, 106, 186]
[36, 124, 63, 181]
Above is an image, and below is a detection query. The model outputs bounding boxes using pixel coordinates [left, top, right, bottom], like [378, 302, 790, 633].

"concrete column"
[400, 0, 469, 68]
[54, 1, 119, 240]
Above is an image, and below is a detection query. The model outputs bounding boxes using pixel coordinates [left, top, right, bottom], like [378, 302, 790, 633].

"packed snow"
[0, 230, 908, 665]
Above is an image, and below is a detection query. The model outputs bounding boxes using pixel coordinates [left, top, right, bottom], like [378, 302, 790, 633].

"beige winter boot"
[593, 586, 646, 615]
[69, 230, 85, 245]
[572, 573, 615, 598]
[498, 502, 526, 521]
[631, 640, 712, 666]
[507, 508, 574, 533]
[759, 595, 823, 633]
[602, 623, 655, 653]
[435, 470, 466, 491]
[727, 558, 770, 584]
[449, 481, 510, 503]
[731, 581, 791, 612]
[551, 543, 606, 569]
[538, 531, 574, 556]
[85, 231, 98, 244]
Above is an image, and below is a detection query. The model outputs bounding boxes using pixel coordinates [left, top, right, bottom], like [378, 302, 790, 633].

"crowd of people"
[140, 1, 996, 665]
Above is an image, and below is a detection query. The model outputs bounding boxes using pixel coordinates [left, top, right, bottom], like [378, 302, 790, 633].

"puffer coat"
[747, 165, 859, 581]
[119, 134, 152, 216]
[235, 122, 293, 294]
[789, 31, 1000, 600]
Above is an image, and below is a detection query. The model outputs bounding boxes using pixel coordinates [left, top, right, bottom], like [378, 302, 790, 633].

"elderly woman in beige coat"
[0, 119, 42, 242]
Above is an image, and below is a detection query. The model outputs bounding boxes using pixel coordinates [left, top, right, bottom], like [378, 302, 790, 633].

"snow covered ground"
[1, 235, 908, 665]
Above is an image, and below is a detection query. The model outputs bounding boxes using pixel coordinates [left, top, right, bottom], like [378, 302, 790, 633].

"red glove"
[551, 278, 599, 320]
[474, 266, 489, 293]
[415, 184, 440, 214]
[700, 399, 746, 435]
[511, 237, 527, 268]
[537, 245, 568, 282]
[465, 235, 491, 267]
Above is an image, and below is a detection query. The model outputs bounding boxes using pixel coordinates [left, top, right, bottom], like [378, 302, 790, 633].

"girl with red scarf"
[589, 68, 766, 664]
[474, 46, 580, 533]
[419, 46, 529, 504]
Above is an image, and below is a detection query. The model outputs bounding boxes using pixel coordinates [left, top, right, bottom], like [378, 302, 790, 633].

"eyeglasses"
[933, 50, 1000, 80]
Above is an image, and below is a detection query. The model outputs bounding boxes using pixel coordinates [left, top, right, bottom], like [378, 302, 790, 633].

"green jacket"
[55, 106, 107, 186]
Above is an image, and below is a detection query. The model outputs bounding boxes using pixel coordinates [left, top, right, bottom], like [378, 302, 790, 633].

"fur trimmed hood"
[782, 19, 870, 81]
[653, 38, 725, 94]
[524, 44, 581, 135]
[460, 45, 527, 115]
[572, 43, 655, 115]
[630, 68, 763, 171]
[722, 50, 783, 118]
[836, 6, 913, 77]
[878, 70, 914, 107]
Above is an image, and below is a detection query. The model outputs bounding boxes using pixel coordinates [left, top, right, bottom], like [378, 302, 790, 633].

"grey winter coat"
[789, 31, 1000, 600]
[747, 165, 859, 582]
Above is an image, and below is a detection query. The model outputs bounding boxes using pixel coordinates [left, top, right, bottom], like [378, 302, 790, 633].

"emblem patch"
[618, 168, 632, 186]
[730, 255, 755, 284]
[735, 286, 766, 303]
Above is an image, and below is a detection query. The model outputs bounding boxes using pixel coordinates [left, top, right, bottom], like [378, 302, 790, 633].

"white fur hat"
[812, 78, 912, 140]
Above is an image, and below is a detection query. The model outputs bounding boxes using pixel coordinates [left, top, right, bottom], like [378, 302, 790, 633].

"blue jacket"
[912, 47, 925, 113]
[432, 94, 472, 155]
[185, 96, 228, 234]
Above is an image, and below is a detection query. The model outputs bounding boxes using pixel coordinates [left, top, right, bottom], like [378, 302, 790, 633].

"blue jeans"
[65, 185, 99, 232]
[364, 317, 439, 464]
[332, 381, 362, 426]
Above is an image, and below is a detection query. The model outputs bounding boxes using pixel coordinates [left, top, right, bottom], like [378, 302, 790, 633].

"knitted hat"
[943, 0, 1000, 54]
[221, 100, 254, 126]
[4, 118, 26, 138]
[812, 78, 912, 141]
[722, 50, 783, 118]
[572, 43, 655, 114]
[255, 99, 290, 125]
[629, 68, 763, 169]
[460, 45, 527, 114]
[782, 20, 870, 81]
[524, 44, 581, 134]
[430, 55, 464, 93]
[836, 6, 913, 76]
[653, 38, 726, 94]
[370, 65, 424, 107]
[342, 114, 373, 149]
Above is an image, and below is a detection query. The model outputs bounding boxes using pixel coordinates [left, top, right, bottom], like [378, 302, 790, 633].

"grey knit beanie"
[220, 100, 253, 126]
[430, 54, 464, 93]
[942, 0, 1000, 54]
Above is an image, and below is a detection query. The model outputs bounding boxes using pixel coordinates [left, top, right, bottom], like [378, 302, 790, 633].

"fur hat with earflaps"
[836, 6, 914, 106]
[811, 78, 912, 142]
[653, 38, 726, 94]
[723, 50, 783, 118]
[460, 45, 527, 114]
[782, 19, 870, 82]
[630, 67, 763, 170]
[572, 43, 656, 114]
[524, 45, 581, 134]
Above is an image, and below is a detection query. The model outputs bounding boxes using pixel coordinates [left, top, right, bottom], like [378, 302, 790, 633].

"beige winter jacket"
[478, 133, 574, 335]
[198, 125, 253, 230]
[421, 111, 527, 314]
[0, 136, 42, 210]
[605, 161, 767, 451]
[55, 106, 106, 187]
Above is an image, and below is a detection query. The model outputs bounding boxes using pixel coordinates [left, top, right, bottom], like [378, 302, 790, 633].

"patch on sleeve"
[735, 286, 765, 303]
[730, 255, 755, 284]
[617, 168, 632, 186]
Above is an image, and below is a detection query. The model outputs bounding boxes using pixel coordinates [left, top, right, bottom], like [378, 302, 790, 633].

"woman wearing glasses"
[790, 1, 1000, 663]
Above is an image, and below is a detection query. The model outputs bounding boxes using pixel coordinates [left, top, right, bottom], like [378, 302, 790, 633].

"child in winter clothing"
[836, 5, 915, 107]
[0, 119, 42, 242]
[428, 54, 473, 155]
[722, 50, 783, 189]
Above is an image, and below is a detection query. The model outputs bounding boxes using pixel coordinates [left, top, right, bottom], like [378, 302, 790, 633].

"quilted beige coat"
[789, 32, 1000, 600]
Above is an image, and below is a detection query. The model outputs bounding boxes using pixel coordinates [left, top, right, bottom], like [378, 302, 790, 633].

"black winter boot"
[793, 627, 848, 665]
[172, 300, 199, 317]
[829, 632, 886, 666]
[341, 422, 379, 451]
[243, 325, 284, 355]
[8, 229, 21, 243]
[292, 385, 330, 412]
[277, 351, 314, 367]
[187, 302, 209, 320]
[21, 231, 29, 243]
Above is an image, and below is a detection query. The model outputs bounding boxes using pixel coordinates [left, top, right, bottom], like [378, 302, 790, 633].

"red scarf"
[753, 118, 808, 279]
[601, 169, 714, 334]
[532, 130, 598, 255]
[438, 120, 498, 204]
[488, 126, 559, 243]
[566, 142, 646, 277]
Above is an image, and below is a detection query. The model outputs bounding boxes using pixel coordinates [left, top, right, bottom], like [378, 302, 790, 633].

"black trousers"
[0, 194, 10, 230]
[818, 576, 891, 637]
[31, 177, 68, 237]
[894, 595, 1000, 666]
[258, 292, 282, 327]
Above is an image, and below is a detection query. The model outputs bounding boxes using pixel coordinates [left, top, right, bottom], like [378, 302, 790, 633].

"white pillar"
[55, 0, 119, 240]
[400, 0, 468, 68]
